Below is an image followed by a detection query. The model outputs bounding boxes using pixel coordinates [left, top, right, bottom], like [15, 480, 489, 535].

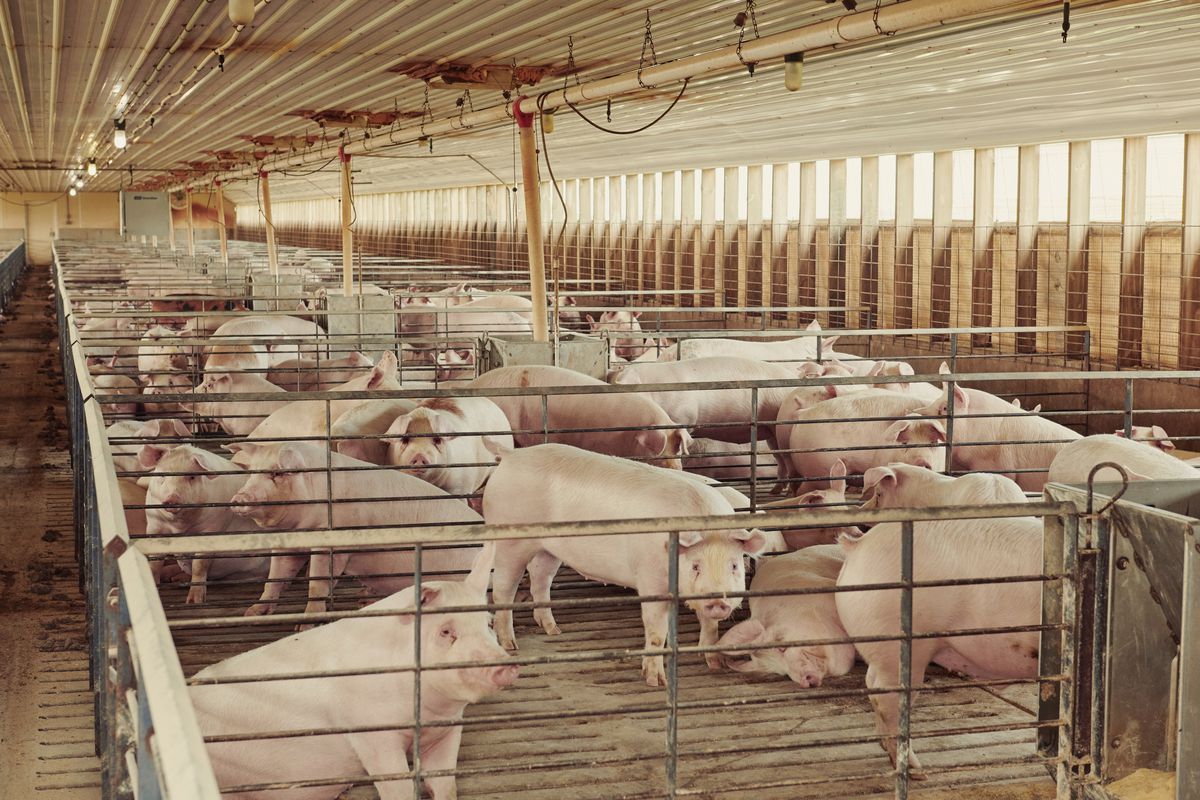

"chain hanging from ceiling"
[638, 10, 659, 89]
[735, 0, 761, 75]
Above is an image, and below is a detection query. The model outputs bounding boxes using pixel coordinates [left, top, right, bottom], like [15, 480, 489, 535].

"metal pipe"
[340, 146, 354, 296]
[185, 187, 195, 257]
[215, 179, 228, 265]
[515, 100, 549, 342]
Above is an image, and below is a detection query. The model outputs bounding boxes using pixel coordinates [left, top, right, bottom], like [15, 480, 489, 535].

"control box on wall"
[120, 191, 170, 236]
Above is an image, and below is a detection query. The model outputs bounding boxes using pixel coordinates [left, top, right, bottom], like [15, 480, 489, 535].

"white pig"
[467, 365, 690, 469]
[191, 544, 517, 800]
[137, 325, 190, 383]
[187, 372, 292, 437]
[484, 444, 768, 687]
[1114, 425, 1176, 450]
[860, 463, 1027, 509]
[385, 397, 513, 497]
[664, 320, 837, 362]
[208, 314, 328, 366]
[716, 545, 855, 687]
[140, 373, 196, 415]
[1046, 433, 1197, 484]
[331, 398, 419, 464]
[266, 351, 374, 391]
[760, 459, 863, 548]
[107, 418, 191, 475]
[588, 309, 653, 360]
[137, 444, 270, 604]
[93, 373, 140, 417]
[837, 517, 1042, 773]
[228, 441, 481, 617]
[682, 438, 778, 482]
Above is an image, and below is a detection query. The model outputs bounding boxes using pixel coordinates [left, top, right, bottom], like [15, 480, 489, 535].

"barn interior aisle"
[0, 263, 100, 798]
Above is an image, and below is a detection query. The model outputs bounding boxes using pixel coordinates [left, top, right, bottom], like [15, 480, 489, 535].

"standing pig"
[1046, 433, 1197, 484]
[137, 325, 190, 383]
[331, 398, 418, 464]
[93, 373, 140, 417]
[860, 463, 1027, 509]
[836, 516, 1043, 773]
[483, 444, 767, 687]
[187, 371, 291, 436]
[385, 397, 513, 497]
[192, 544, 517, 800]
[137, 444, 270, 604]
[228, 442, 481, 617]
[716, 545, 855, 687]
[107, 418, 191, 474]
[208, 314, 327, 366]
[588, 309, 653, 360]
[468, 365, 689, 469]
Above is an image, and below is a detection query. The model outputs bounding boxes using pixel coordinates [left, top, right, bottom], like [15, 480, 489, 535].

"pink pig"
[860, 463, 1027, 509]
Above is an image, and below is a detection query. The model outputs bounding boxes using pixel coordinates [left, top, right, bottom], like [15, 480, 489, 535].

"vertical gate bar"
[1089, 515, 1112, 777]
[1039, 512, 1067, 758]
[666, 530, 680, 799]
[749, 388, 759, 513]
[412, 542, 424, 799]
[896, 519, 915, 800]
[944, 377, 956, 477]
[1058, 513, 1080, 800]
[1178, 525, 1200, 798]
[1122, 378, 1134, 438]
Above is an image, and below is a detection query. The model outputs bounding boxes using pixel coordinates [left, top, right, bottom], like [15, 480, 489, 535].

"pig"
[587, 309, 653, 360]
[208, 314, 328, 366]
[191, 544, 517, 800]
[331, 399, 419, 464]
[1114, 425, 1176, 450]
[137, 444, 270, 605]
[137, 325, 190, 383]
[203, 342, 270, 375]
[682, 438, 778, 482]
[663, 320, 837, 362]
[385, 397, 514, 497]
[244, 351, 402, 442]
[783, 390, 947, 494]
[483, 444, 768, 687]
[228, 442, 481, 617]
[716, 545, 855, 687]
[760, 459, 863, 548]
[93, 373, 140, 417]
[187, 372, 291, 437]
[913, 368, 1080, 492]
[266, 351, 374, 391]
[467, 365, 690, 469]
[107, 418, 191, 474]
[860, 463, 1027, 509]
[837, 516, 1043, 773]
[141, 373, 195, 415]
[432, 349, 478, 384]
[399, 294, 532, 337]
[1046, 434, 1197, 484]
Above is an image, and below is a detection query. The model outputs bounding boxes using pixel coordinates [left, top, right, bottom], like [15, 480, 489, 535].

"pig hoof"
[499, 636, 519, 652]
[642, 658, 667, 687]
[185, 588, 206, 605]
[705, 654, 724, 671]
[244, 603, 273, 617]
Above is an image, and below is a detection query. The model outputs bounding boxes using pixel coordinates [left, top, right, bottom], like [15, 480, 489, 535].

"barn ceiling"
[0, 0, 1196, 203]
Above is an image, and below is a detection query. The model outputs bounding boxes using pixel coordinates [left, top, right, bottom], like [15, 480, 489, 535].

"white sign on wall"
[120, 191, 170, 236]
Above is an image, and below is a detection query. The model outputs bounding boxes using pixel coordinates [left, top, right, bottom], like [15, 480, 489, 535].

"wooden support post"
[700, 168, 717, 307]
[1067, 141, 1091, 359]
[680, 170, 695, 306]
[607, 176, 621, 291]
[215, 180, 228, 266]
[721, 166, 739, 309]
[1119, 136, 1147, 366]
[185, 188, 195, 257]
[931, 151, 953, 331]
[860, 157, 879, 329]
[340, 147, 354, 295]
[260, 171, 278, 276]
[1182, 134, 1200, 368]
[972, 148, 995, 345]
[625, 174, 638, 294]
[1015, 145, 1039, 353]
[642, 172, 655, 298]
[770, 163, 788, 320]
[895, 154, 915, 328]
[827, 159, 847, 328]
[746, 164, 763, 312]
[659, 172, 675, 295]
[797, 162, 816, 324]
[515, 100, 549, 343]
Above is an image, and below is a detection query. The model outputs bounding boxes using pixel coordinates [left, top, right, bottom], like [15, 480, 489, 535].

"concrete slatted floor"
[0, 261, 101, 798]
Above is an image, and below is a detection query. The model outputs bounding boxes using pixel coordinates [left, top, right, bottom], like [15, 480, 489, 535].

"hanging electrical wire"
[561, 78, 690, 135]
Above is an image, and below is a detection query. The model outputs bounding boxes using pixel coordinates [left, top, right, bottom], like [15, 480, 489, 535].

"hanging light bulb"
[87, 157, 98, 176]
[541, 108, 556, 134]
[113, 119, 127, 149]
[784, 52, 804, 92]
[75, 177, 85, 189]
[68, 187, 77, 197]
[229, 0, 254, 26]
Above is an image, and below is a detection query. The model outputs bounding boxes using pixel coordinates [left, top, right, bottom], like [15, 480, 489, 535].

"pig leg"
[245, 554, 308, 616]
[186, 557, 210, 605]
[419, 725, 464, 799]
[347, 730, 414, 800]
[639, 600, 670, 687]
[696, 613, 723, 671]
[304, 550, 351, 616]
[528, 552, 563, 636]
[492, 543, 539, 651]
[864, 643, 934, 778]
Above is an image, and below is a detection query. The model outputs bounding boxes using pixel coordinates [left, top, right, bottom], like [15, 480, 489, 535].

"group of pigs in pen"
[76, 272, 1200, 800]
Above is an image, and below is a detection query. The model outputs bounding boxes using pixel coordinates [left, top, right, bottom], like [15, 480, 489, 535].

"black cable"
[562, 78, 690, 135]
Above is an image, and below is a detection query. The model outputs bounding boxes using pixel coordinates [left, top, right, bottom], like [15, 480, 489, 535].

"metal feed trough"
[53, 239, 1200, 799]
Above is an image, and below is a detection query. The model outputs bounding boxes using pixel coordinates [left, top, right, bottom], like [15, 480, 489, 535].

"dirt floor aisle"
[0, 261, 101, 797]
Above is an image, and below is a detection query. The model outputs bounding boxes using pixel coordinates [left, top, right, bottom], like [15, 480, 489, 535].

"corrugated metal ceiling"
[0, 0, 1195, 201]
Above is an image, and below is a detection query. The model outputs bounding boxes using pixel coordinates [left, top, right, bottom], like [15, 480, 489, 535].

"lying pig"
[138, 444, 270, 604]
[140, 373, 195, 415]
[208, 314, 327, 366]
[759, 459, 863, 548]
[191, 544, 517, 800]
[266, 351, 374, 392]
[331, 398, 418, 464]
[860, 463, 1027, 509]
[203, 342, 269, 376]
[716, 545, 855, 687]
[228, 442, 481, 617]
[1046, 433, 1197, 484]
[385, 397, 514, 497]
[468, 365, 689, 469]
[1115, 425, 1175, 450]
[783, 390, 947, 494]
[187, 372, 291, 437]
[93, 373, 140, 417]
[837, 516, 1042, 773]
[664, 320, 835, 362]
[682, 438, 778, 482]
[484, 444, 767, 686]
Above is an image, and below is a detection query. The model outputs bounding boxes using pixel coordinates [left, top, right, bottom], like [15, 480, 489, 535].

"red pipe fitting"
[338, 144, 350, 163]
[513, 95, 535, 129]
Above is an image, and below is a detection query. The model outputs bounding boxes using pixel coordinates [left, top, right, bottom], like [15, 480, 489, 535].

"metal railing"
[1, 241, 25, 312]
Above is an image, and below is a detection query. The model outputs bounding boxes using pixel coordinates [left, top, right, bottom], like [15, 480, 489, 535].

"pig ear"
[457, 349, 475, 364]
[631, 311, 642, 319]
[919, 419, 948, 445]
[481, 436, 513, 462]
[585, 314, 597, 328]
[1011, 397, 1023, 410]
[733, 529, 769, 556]
[867, 361, 885, 378]
[276, 446, 307, 472]
[463, 542, 494, 594]
[716, 618, 767, 654]
[939, 362, 951, 376]
[166, 418, 192, 438]
[676, 531, 704, 549]
[138, 444, 170, 469]
[135, 419, 164, 438]
[946, 384, 968, 413]
[387, 414, 413, 436]
[805, 319, 821, 331]
[897, 361, 915, 376]
[1154, 426, 1175, 450]
[864, 465, 897, 493]
[188, 454, 217, 478]
[796, 361, 823, 378]
[350, 351, 373, 366]
[668, 428, 692, 456]
[635, 428, 668, 457]
[419, 585, 441, 607]
[821, 335, 839, 350]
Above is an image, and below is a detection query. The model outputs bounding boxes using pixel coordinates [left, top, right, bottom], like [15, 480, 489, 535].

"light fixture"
[541, 108, 556, 134]
[87, 158, 97, 176]
[68, 187, 77, 197]
[784, 52, 804, 92]
[113, 119, 127, 149]
[229, 0, 254, 26]
[75, 177, 85, 189]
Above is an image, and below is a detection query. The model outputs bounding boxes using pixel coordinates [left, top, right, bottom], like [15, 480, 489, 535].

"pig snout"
[229, 492, 257, 516]
[700, 599, 734, 620]
[489, 664, 520, 688]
